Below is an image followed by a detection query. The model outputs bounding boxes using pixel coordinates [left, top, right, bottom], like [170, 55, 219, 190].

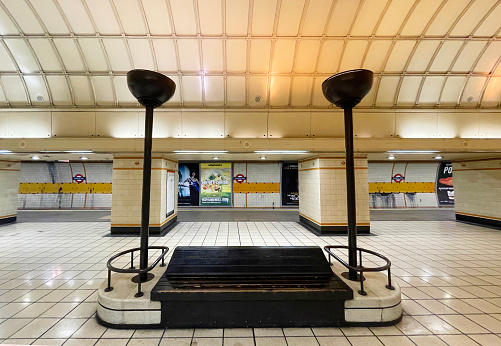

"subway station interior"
[1, 0, 501, 345]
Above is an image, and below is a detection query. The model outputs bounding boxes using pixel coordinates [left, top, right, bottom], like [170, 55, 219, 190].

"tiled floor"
[2, 220, 501, 345]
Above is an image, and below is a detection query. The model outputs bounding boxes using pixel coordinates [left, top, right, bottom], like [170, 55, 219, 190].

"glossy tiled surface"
[1, 220, 501, 345]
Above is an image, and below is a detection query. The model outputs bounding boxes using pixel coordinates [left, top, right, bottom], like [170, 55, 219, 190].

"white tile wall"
[232, 163, 283, 208]
[0, 161, 20, 218]
[233, 193, 246, 207]
[247, 163, 280, 183]
[246, 193, 281, 208]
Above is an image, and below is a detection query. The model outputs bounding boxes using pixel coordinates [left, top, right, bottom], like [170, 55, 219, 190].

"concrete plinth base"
[330, 262, 402, 325]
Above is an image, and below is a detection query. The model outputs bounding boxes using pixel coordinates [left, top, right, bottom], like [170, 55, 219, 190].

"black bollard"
[322, 69, 373, 281]
[127, 70, 176, 281]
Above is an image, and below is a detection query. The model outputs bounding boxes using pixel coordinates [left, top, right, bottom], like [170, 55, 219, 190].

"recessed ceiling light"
[434, 156, 442, 160]
[213, 156, 219, 160]
[387, 150, 439, 154]
[32, 155, 40, 160]
[65, 150, 93, 153]
[253, 150, 309, 154]
[173, 150, 228, 154]
[387, 156, 395, 160]
[260, 156, 266, 160]
[58, 160, 69, 162]
[0, 149, 12, 154]
[80, 156, 88, 160]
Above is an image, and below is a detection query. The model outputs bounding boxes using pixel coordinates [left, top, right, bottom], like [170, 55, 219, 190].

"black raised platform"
[151, 246, 353, 328]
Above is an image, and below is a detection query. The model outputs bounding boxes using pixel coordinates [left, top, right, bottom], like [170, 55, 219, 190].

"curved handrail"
[324, 245, 394, 296]
[104, 246, 168, 297]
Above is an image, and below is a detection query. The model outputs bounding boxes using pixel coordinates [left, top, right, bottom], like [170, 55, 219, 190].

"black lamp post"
[127, 69, 176, 282]
[322, 69, 373, 281]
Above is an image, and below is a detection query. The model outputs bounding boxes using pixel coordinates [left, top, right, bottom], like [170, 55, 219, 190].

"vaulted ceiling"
[0, 0, 499, 109]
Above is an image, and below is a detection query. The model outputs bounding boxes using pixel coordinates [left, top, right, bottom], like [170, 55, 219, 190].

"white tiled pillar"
[110, 156, 178, 234]
[453, 158, 501, 228]
[0, 160, 20, 225]
[298, 156, 370, 234]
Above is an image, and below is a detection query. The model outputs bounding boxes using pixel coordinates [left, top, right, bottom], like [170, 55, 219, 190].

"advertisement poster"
[436, 161, 454, 206]
[281, 162, 299, 206]
[200, 163, 232, 207]
[167, 171, 175, 216]
[178, 163, 200, 206]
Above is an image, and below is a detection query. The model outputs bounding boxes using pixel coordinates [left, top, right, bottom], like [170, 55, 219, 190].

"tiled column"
[0, 160, 20, 225]
[453, 158, 501, 228]
[298, 156, 370, 234]
[110, 156, 178, 234]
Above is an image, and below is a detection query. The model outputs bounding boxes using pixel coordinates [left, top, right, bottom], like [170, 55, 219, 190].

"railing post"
[358, 271, 367, 296]
[386, 267, 395, 290]
[136, 278, 144, 298]
[104, 269, 113, 292]
[161, 250, 166, 267]
[130, 252, 135, 269]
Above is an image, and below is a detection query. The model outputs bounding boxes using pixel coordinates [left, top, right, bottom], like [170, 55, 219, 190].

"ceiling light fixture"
[173, 150, 229, 154]
[58, 160, 69, 162]
[260, 156, 266, 160]
[0, 149, 12, 154]
[387, 150, 439, 154]
[80, 156, 88, 160]
[387, 156, 395, 160]
[213, 156, 219, 160]
[253, 150, 309, 154]
[32, 155, 40, 160]
[65, 150, 93, 153]
[434, 156, 442, 160]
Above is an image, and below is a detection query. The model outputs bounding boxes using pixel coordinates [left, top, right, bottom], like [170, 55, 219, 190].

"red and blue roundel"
[392, 174, 405, 183]
[73, 174, 86, 184]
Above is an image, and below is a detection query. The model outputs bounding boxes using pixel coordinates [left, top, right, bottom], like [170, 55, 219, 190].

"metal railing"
[324, 245, 394, 296]
[105, 246, 168, 297]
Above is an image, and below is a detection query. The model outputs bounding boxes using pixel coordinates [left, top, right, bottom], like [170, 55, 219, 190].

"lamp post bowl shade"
[127, 69, 176, 108]
[322, 69, 373, 109]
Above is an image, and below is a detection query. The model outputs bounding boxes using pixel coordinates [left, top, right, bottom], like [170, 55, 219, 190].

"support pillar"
[0, 160, 19, 225]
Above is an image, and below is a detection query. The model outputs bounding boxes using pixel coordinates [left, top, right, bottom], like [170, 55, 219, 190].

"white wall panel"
[202, 40, 223, 72]
[269, 77, 290, 106]
[437, 113, 479, 138]
[52, 112, 95, 137]
[395, 112, 437, 138]
[481, 78, 501, 107]
[479, 114, 501, 138]
[128, 39, 155, 70]
[247, 76, 268, 106]
[426, 0, 470, 36]
[2, 76, 28, 105]
[0, 6, 19, 35]
[224, 112, 267, 138]
[226, 40, 247, 72]
[363, 41, 392, 73]
[375, 0, 415, 36]
[302, 0, 332, 37]
[276, 0, 304, 36]
[91, 76, 115, 106]
[291, 76, 313, 107]
[271, 40, 295, 73]
[401, 0, 442, 36]
[440, 76, 466, 106]
[397, 77, 422, 106]
[351, 0, 387, 36]
[151, 112, 182, 138]
[113, 76, 137, 105]
[339, 40, 368, 72]
[204, 76, 224, 106]
[2, 0, 44, 34]
[317, 40, 343, 73]
[96, 112, 139, 138]
[311, 112, 344, 138]
[182, 111, 224, 138]
[268, 112, 310, 138]
[311, 77, 331, 107]
[5, 112, 51, 138]
[177, 40, 200, 72]
[419, 77, 445, 106]
[30, 0, 69, 34]
[354, 113, 395, 138]
[249, 40, 271, 73]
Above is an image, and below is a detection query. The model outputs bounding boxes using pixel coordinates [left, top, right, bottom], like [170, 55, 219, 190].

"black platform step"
[151, 246, 353, 328]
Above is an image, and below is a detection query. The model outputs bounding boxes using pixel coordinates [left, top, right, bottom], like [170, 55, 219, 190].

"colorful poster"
[167, 171, 175, 216]
[281, 162, 299, 206]
[200, 163, 232, 207]
[436, 161, 454, 206]
[178, 163, 200, 206]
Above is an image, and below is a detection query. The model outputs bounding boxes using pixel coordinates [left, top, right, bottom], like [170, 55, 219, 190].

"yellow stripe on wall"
[369, 182, 435, 194]
[20, 183, 112, 194]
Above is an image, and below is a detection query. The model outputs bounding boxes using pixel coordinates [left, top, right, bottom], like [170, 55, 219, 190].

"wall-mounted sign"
[178, 163, 200, 206]
[281, 162, 299, 206]
[234, 174, 246, 184]
[200, 163, 232, 207]
[72, 174, 86, 184]
[167, 171, 175, 216]
[392, 174, 405, 183]
[436, 161, 454, 206]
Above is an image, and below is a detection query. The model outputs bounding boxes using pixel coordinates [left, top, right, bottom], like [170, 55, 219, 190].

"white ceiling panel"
[57, 0, 95, 34]
[397, 76, 422, 106]
[294, 40, 320, 74]
[400, 0, 442, 36]
[251, 0, 277, 36]
[474, 2, 501, 36]
[426, 0, 470, 36]
[128, 39, 155, 70]
[249, 40, 271, 73]
[269, 76, 290, 106]
[339, 40, 368, 72]
[362, 40, 392, 73]
[407, 40, 441, 72]
[452, 41, 487, 72]
[376, 76, 399, 106]
[113, 75, 137, 105]
[163, 75, 181, 105]
[198, 0, 223, 35]
[24, 75, 49, 106]
[202, 40, 223, 72]
[450, 0, 498, 37]
[103, 39, 132, 71]
[204, 76, 224, 106]
[177, 39, 201, 72]
[316, 40, 343, 73]
[291, 76, 312, 106]
[429, 41, 464, 72]
[4, 39, 39, 73]
[358, 76, 379, 107]
[91, 76, 115, 106]
[225, 0, 249, 36]
[53, 39, 85, 72]
[2, 76, 28, 104]
[69, 76, 94, 106]
[141, 0, 173, 35]
[29, 0, 69, 34]
[351, 0, 388, 36]
[169, 0, 197, 35]
[85, 0, 121, 34]
[247, 76, 268, 106]
[0, 43, 17, 71]
[384, 41, 416, 72]
[326, 0, 360, 36]
[0, 6, 19, 35]
[460, 76, 487, 107]
[226, 39, 247, 72]
[474, 42, 501, 73]
[302, 0, 332, 37]
[419, 76, 445, 106]
[271, 40, 295, 74]
[29, 39, 61, 72]
[481, 77, 501, 107]
[226, 76, 246, 106]
[78, 39, 108, 71]
[311, 77, 330, 107]
[181, 76, 203, 106]
[440, 76, 467, 106]
[2, 0, 44, 34]
[112, 0, 147, 35]
[375, 0, 415, 37]
[153, 40, 178, 72]
[276, 0, 304, 36]
[46, 76, 71, 105]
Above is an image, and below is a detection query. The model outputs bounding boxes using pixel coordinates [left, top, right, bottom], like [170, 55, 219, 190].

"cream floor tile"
[159, 338, 191, 346]
[2, 339, 37, 345]
[41, 318, 87, 339]
[162, 329, 193, 338]
[71, 316, 107, 339]
[63, 339, 99, 346]
[409, 335, 448, 346]
[311, 327, 343, 336]
[415, 300, 456, 315]
[12, 302, 54, 318]
[255, 337, 287, 346]
[437, 335, 479, 346]
[377, 336, 414, 346]
[126, 338, 161, 346]
[253, 328, 284, 337]
[438, 314, 489, 334]
[190, 337, 223, 346]
[224, 337, 255, 346]
[101, 328, 135, 339]
[413, 315, 460, 334]
[10, 318, 59, 339]
[396, 316, 432, 335]
[347, 336, 384, 346]
[193, 328, 223, 338]
[465, 314, 501, 333]
[316, 336, 351, 346]
[132, 329, 164, 338]
[283, 328, 314, 337]
[223, 328, 253, 337]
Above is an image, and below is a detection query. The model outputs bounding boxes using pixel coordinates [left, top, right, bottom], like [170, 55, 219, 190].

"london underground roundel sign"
[234, 174, 246, 183]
